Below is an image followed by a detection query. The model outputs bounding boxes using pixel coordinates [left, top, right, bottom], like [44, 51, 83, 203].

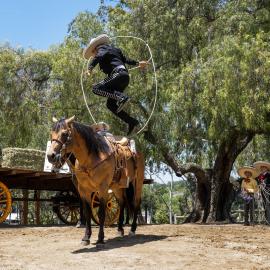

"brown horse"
[47, 116, 145, 247]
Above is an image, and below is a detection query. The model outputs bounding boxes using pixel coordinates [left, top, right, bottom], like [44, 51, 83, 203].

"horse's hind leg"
[96, 195, 107, 247]
[117, 201, 125, 237]
[113, 189, 125, 236]
[130, 189, 143, 235]
[81, 199, 92, 246]
[125, 206, 130, 225]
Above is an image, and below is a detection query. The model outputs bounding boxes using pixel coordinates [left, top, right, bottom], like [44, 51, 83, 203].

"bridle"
[51, 129, 73, 167]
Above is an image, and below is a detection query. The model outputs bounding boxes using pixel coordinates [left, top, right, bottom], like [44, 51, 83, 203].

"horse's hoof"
[117, 230, 124, 237]
[81, 240, 90, 246]
[128, 231, 135, 237]
[96, 242, 105, 249]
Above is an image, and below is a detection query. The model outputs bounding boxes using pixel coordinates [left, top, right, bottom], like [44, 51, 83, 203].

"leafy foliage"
[1, 0, 270, 223]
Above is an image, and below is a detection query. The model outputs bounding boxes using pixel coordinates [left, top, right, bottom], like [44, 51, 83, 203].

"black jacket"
[88, 44, 138, 75]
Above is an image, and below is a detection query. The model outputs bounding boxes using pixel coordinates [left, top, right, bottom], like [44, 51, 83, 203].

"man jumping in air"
[83, 34, 148, 135]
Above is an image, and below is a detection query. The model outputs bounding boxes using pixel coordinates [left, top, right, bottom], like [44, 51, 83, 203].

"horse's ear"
[66, 115, 75, 126]
[52, 116, 58, 123]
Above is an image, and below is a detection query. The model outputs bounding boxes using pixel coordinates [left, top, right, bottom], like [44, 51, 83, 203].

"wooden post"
[34, 190, 41, 225]
[22, 190, 28, 225]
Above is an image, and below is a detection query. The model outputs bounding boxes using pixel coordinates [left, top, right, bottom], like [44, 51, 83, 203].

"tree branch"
[143, 129, 207, 181]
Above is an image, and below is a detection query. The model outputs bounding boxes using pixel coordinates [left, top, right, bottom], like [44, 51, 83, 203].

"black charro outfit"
[257, 172, 270, 222]
[88, 44, 139, 131]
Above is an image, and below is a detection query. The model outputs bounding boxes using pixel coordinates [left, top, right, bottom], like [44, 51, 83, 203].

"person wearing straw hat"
[83, 34, 148, 135]
[254, 161, 270, 223]
[238, 166, 259, 226]
[254, 161, 270, 187]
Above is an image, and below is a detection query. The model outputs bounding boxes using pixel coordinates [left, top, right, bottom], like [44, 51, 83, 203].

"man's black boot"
[127, 121, 139, 136]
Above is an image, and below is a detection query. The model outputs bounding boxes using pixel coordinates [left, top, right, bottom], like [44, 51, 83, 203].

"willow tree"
[100, 0, 270, 222]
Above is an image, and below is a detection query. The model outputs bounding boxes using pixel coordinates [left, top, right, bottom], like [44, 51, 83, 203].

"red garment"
[258, 174, 266, 182]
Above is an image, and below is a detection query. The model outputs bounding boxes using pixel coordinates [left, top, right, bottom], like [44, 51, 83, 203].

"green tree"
[0, 46, 52, 149]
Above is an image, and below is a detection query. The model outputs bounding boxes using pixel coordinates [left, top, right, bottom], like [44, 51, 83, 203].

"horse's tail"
[125, 182, 135, 219]
[125, 151, 144, 223]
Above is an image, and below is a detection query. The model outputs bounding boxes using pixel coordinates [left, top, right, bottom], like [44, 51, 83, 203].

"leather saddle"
[91, 122, 135, 188]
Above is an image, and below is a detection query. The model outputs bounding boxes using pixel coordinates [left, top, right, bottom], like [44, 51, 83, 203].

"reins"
[66, 151, 115, 177]
[51, 122, 134, 180]
[51, 129, 73, 167]
[52, 128, 115, 176]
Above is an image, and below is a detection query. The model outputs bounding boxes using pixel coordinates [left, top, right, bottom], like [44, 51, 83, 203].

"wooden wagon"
[0, 167, 153, 226]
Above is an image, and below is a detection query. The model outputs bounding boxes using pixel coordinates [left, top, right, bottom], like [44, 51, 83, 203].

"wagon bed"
[0, 166, 75, 192]
[0, 167, 153, 190]
[0, 166, 153, 225]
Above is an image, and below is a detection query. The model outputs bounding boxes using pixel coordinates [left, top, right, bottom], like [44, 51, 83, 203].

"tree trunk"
[144, 129, 254, 223]
[207, 131, 254, 223]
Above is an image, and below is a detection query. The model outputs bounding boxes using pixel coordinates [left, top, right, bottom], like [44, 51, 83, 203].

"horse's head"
[47, 116, 75, 168]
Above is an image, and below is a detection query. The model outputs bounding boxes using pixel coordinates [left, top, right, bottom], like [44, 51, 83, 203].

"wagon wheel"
[53, 191, 80, 225]
[0, 181, 12, 224]
[91, 191, 120, 226]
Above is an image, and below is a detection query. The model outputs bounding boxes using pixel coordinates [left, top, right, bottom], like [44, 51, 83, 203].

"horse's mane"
[52, 119, 110, 158]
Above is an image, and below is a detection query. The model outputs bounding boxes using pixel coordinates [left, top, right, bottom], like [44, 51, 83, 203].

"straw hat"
[237, 166, 260, 179]
[83, 34, 110, 59]
[253, 161, 270, 172]
[91, 122, 110, 132]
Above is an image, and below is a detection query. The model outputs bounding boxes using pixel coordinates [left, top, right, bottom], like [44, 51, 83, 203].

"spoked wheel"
[0, 181, 12, 224]
[53, 191, 80, 225]
[91, 191, 120, 226]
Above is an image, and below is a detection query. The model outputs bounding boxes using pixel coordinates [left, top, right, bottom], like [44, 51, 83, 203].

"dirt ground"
[0, 223, 270, 270]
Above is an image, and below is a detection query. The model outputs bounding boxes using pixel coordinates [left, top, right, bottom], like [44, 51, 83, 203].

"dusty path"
[0, 224, 270, 270]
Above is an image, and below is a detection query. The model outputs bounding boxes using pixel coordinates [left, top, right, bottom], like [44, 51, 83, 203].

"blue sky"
[0, 1, 101, 50]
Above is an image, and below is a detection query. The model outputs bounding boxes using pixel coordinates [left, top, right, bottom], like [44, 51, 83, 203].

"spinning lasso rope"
[80, 35, 158, 135]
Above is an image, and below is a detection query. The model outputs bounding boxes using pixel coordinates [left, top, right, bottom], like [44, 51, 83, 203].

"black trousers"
[244, 195, 254, 224]
[92, 70, 138, 125]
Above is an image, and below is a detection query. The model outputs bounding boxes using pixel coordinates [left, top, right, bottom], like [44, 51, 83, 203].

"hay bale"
[2, 148, 46, 171]
[0, 147, 2, 166]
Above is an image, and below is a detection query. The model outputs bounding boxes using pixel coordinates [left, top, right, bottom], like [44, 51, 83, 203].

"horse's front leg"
[81, 199, 92, 246]
[96, 196, 106, 247]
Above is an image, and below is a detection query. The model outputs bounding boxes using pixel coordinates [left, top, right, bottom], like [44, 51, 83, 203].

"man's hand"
[139, 61, 149, 70]
[85, 69, 92, 76]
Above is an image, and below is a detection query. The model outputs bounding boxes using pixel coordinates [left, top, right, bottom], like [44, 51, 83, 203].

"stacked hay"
[2, 148, 46, 171]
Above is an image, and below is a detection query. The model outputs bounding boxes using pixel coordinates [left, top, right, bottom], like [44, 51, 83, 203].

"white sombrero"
[237, 166, 260, 179]
[253, 161, 270, 172]
[83, 34, 110, 59]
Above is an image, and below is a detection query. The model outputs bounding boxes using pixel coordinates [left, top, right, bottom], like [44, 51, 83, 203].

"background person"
[238, 166, 259, 226]
[83, 34, 148, 135]
[254, 161, 270, 223]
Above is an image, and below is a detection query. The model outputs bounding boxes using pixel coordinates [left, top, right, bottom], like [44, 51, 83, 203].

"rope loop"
[80, 35, 158, 135]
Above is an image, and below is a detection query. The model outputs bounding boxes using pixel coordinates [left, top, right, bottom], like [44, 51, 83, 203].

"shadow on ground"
[0, 223, 75, 229]
[72, 234, 168, 253]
